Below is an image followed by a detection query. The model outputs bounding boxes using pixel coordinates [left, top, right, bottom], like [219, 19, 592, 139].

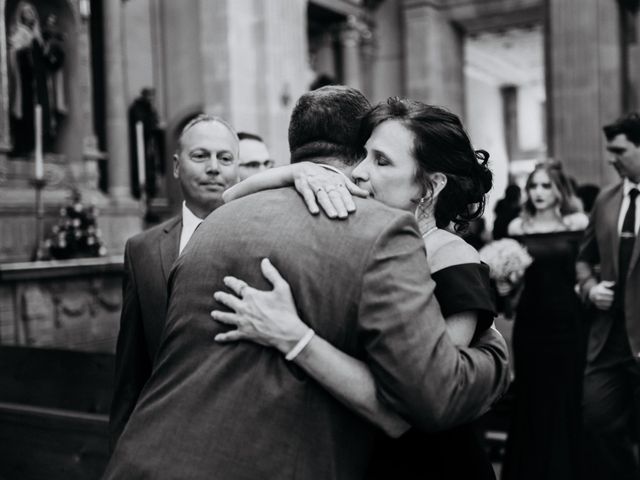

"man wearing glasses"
[237, 132, 275, 180]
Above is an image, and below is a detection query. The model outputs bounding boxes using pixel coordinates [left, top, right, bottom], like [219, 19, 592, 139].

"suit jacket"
[104, 188, 510, 480]
[109, 216, 181, 450]
[577, 182, 640, 362]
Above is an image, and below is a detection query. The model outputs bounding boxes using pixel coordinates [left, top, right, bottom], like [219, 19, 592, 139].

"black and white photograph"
[0, 1, 639, 479]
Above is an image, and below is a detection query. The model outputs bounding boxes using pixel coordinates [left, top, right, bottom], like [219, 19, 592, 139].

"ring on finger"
[315, 187, 325, 194]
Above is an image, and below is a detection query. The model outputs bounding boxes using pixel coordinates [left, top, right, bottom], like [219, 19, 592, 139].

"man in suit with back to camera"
[103, 86, 510, 479]
[577, 112, 640, 480]
[109, 115, 240, 450]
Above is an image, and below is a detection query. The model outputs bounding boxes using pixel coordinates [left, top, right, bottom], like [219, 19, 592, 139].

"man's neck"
[183, 201, 215, 221]
[296, 157, 350, 175]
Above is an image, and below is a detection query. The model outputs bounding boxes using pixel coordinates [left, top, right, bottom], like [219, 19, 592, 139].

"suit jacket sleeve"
[109, 240, 152, 451]
[576, 205, 600, 304]
[357, 214, 510, 432]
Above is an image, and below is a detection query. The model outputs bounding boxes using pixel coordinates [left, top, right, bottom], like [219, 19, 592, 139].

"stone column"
[619, 0, 640, 111]
[199, 0, 232, 119]
[0, 0, 10, 153]
[402, 1, 464, 115]
[546, 0, 622, 185]
[259, 0, 308, 163]
[103, 0, 130, 200]
[339, 17, 363, 91]
[74, 3, 103, 194]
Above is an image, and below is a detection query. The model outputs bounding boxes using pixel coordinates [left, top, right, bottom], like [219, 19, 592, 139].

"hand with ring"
[293, 163, 368, 219]
[211, 258, 310, 353]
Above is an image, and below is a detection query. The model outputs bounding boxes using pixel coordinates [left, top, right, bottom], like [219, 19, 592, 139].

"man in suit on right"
[577, 112, 640, 480]
[103, 86, 510, 479]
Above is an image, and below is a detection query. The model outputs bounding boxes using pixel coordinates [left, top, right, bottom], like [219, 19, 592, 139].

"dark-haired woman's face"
[527, 170, 558, 212]
[351, 120, 421, 212]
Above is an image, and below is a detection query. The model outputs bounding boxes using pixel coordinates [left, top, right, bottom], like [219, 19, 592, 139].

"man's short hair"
[288, 85, 371, 165]
[603, 112, 640, 145]
[237, 132, 264, 143]
[177, 114, 238, 153]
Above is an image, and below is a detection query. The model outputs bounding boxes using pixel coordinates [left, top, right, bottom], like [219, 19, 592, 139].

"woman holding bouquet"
[213, 99, 498, 479]
[501, 161, 589, 480]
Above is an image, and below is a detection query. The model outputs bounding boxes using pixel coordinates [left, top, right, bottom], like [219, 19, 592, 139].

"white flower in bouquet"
[479, 238, 533, 294]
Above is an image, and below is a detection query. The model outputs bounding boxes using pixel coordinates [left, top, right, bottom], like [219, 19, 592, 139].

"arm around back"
[357, 212, 510, 431]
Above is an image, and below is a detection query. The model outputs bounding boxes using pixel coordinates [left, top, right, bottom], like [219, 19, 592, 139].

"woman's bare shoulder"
[426, 230, 480, 273]
[507, 217, 524, 236]
[563, 212, 589, 230]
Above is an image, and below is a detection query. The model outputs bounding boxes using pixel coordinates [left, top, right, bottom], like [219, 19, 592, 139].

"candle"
[135, 121, 146, 190]
[34, 104, 43, 180]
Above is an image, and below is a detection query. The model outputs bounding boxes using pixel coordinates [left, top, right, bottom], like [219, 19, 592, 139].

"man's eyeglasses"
[239, 160, 275, 169]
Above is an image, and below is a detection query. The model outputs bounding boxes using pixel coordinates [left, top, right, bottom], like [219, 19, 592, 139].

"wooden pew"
[0, 346, 114, 480]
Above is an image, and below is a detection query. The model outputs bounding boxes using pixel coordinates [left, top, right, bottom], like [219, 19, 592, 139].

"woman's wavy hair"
[359, 98, 492, 231]
[522, 160, 582, 216]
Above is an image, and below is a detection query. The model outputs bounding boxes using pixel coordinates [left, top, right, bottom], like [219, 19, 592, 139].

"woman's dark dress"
[502, 231, 586, 480]
[367, 262, 496, 480]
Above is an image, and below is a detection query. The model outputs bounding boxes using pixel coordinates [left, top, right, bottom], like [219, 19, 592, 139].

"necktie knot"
[630, 188, 639, 201]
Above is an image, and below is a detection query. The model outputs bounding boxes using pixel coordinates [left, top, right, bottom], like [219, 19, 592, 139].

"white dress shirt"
[179, 202, 204, 255]
[617, 178, 640, 235]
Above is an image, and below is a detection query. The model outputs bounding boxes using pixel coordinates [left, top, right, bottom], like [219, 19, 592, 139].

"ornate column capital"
[338, 15, 372, 47]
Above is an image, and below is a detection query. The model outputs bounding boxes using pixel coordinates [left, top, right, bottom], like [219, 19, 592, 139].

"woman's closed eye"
[374, 151, 391, 167]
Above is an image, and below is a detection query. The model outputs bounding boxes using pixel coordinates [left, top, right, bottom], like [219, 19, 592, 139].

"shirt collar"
[182, 201, 204, 228]
[623, 178, 640, 196]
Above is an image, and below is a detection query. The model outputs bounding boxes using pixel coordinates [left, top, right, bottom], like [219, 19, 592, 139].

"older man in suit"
[109, 115, 239, 450]
[103, 86, 509, 479]
[577, 112, 640, 480]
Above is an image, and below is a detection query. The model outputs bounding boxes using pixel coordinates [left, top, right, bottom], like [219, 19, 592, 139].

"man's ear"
[173, 154, 180, 179]
[431, 172, 447, 198]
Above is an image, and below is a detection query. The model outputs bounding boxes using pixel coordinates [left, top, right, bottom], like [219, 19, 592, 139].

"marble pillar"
[0, 0, 10, 153]
[103, 0, 130, 200]
[546, 0, 622, 185]
[340, 18, 363, 91]
[402, 2, 464, 115]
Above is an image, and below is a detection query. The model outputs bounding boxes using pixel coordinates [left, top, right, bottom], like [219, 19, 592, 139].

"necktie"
[618, 188, 639, 291]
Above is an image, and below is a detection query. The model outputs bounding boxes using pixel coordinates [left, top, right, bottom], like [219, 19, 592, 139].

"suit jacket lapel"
[629, 195, 640, 275]
[159, 216, 181, 283]
[605, 185, 623, 277]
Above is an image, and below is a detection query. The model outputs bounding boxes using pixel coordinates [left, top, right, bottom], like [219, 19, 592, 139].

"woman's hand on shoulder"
[563, 212, 589, 231]
[211, 258, 310, 354]
[293, 162, 368, 219]
[426, 231, 480, 273]
[223, 165, 297, 203]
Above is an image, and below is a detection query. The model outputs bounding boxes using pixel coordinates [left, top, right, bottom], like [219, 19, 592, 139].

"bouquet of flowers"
[479, 238, 533, 296]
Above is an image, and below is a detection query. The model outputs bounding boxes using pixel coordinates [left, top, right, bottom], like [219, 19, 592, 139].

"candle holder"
[30, 177, 47, 261]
